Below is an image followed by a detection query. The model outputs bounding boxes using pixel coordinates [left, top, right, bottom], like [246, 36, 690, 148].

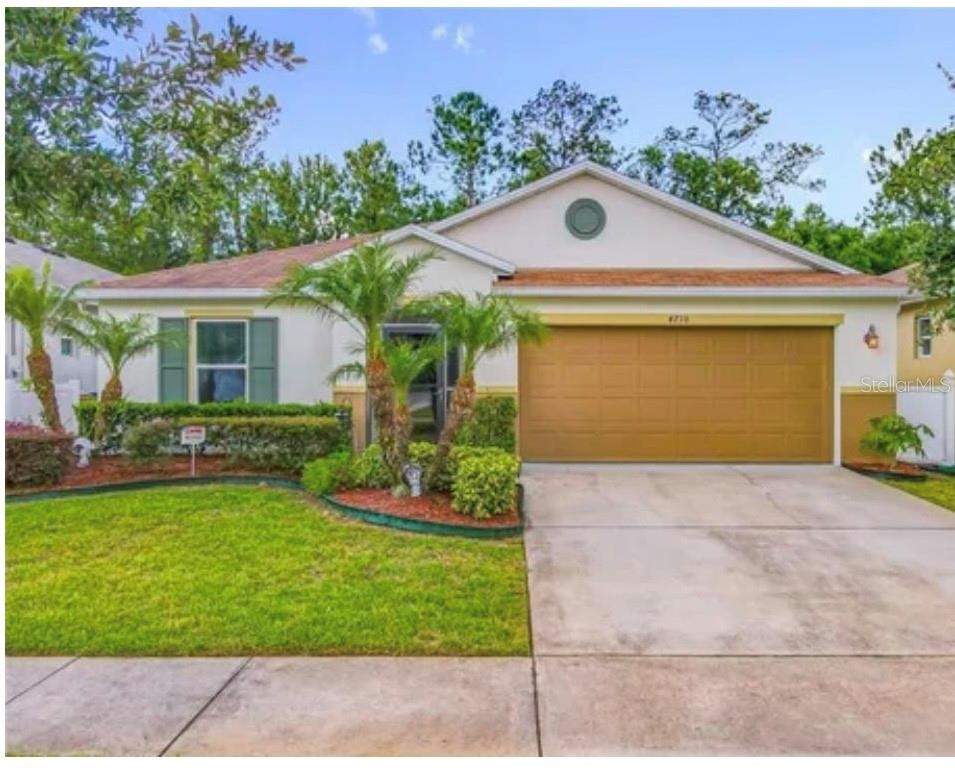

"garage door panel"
[519, 326, 832, 462]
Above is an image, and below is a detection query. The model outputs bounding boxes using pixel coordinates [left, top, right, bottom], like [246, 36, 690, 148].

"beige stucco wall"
[93, 299, 334, 404]
[443, 175, 811, 270]
[897, 301, 955, 383]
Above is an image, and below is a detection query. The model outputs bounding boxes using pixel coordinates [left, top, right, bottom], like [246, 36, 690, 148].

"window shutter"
[249, 318, 278, 403]
[158, 318, 188, 402]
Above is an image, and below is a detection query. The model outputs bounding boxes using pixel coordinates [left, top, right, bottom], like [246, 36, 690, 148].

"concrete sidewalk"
[5, 656, 538, 756]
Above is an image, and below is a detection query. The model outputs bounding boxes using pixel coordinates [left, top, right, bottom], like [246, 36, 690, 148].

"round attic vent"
[565, 198, 606, 240]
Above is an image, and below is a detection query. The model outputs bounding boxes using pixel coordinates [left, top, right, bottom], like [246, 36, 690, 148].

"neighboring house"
[84, 161, 908, 464]
[884, 263, 955, 384]
[5, 236, 118, 395]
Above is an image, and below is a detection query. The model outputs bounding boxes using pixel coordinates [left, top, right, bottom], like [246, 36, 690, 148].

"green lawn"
[883, 473, 955, 512]
[6, 486, 529, 656]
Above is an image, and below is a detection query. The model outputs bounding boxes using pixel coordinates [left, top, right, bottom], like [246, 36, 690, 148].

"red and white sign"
[180, 425, 206, 446]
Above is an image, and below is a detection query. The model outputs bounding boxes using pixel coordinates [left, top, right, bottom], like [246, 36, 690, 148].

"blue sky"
[140, 7, 954, 223]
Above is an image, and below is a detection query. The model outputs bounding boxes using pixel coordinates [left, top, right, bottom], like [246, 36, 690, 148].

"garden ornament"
[73, 437, 94, 469]
[404, 462, 423, 498]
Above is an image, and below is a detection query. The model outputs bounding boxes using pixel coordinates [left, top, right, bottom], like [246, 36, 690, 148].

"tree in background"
[4, 261, 84, 431]
[503, 79, 628, 186]
[630, 91, 823, 228]
[409, 91, 504, 208]
[6, 8, 303, 272]
[866, 63, 954, 325]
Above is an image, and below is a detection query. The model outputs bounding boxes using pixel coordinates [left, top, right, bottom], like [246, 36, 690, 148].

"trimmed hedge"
[6, 423, 74, 487]
[455, 396, 517, 453]
[452, 449, 521, 519]
[175, 416, 348, 472]
[122, 420, 174, 464]
[76, 400, 347, 452]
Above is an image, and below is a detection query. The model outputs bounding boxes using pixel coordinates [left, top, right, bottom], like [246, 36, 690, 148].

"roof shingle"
[95, 237, 360, 290]
[497, 268, 900, 289]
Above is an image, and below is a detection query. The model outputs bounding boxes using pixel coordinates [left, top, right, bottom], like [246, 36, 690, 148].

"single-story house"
[884, 264, 955, 384]
[84, 161, 910, 465]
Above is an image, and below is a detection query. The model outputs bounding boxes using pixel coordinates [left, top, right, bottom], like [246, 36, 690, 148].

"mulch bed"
[332, 488, 520, 528]
[6, 455, 290, 495]
[844, 460, 928, 479]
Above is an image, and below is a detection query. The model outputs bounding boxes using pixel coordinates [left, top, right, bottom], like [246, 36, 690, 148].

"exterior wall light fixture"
[864, 324, 880, 349]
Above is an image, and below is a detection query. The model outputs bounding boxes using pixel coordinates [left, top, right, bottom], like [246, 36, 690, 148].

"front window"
[916, 315, 934, 358]
[196, 320, 247, 403]
[60, 337, 74, 357]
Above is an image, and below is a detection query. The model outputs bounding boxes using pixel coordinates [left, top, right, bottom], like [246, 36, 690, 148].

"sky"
[139, 7, 954, 223]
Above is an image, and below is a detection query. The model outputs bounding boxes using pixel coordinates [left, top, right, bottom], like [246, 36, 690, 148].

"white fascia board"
[428, 160, 858, 275]
[493, 285, 908, 299]
[314, 225, 516, 275]
[80, 288, 269, 301]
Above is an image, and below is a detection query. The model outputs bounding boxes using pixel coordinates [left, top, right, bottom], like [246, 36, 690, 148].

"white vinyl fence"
[5, 378, 80, 434]
[896, 370, 955, 467]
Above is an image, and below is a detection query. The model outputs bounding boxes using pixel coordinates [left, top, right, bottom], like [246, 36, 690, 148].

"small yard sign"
[180, 425, 206, 477]
[180, 425, 206, 446]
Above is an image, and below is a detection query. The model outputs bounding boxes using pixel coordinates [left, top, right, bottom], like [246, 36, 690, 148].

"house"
[884, 263, 955, 384]
[84, 161, 909, 465]
[5, 236, 118, 396]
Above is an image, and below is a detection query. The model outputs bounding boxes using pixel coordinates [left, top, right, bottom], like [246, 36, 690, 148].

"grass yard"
[883, 473, 955, 512]
[6, 486, 529, 656]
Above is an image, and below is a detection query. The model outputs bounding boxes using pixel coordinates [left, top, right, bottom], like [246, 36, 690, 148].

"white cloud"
[453, 23, 475, 52]
[353, 7, 376, 27]
[367, 33, 388, 55]
[431, 23, 448, 40]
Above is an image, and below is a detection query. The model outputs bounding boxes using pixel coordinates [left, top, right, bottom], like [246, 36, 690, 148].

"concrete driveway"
[522, 464, 955, 754]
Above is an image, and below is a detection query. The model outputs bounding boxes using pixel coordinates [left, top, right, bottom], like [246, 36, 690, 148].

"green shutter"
[158, 318, 188, 403]
[249, 318, 278, 403]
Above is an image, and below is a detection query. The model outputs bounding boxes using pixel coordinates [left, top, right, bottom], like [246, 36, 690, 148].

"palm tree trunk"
[26, 349, 63, 432]
[94, 374, 124, 443]
[427, 373, 476, 487]
[391, 402, 412, 493]
[365, 355, 401, 484]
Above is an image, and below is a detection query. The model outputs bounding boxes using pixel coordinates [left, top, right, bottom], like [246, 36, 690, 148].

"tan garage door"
[519, 326, 833, 462]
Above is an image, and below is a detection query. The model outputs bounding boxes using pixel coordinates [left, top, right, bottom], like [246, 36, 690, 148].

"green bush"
[451, 448, 521, 519]
[174, 416, 348, 472]
[121, 419, 173, 464]
[75, 400, 347, 452]
[302, 451, 355, 496]
[861, 414, 934, 467]
[351, 443, 391, 488]
[409, 441, 437, 468]
[455, 396, 517, 452]
[6, 423, 74, 487]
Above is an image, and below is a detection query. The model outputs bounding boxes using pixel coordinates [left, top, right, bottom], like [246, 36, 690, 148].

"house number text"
[668, 314, 690, 325]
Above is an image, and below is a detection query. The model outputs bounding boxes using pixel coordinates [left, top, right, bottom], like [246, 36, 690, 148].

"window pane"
[197, 322, 246, 364]
[198, 368, 246, 403]
[60, 337, 73, 356]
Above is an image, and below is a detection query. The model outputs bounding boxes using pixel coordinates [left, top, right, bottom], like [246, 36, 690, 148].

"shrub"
[455, 396, 517, 452]
[121, 420, 173, 464]
[302, 451, 355, 496]
[351, 443, 391, 488]
[173, 416, 348, 472]
[861, 414, 934, 468]
[451, 448, 521, 519]
[76, 399, 348, 452]
[6, 422, 74, 487]
[409, 441, 437, 469]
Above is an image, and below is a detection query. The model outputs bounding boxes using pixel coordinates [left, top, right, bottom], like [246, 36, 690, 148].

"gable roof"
[428, 161, 858, 275]
[6, 236, 118, 286]
[366, 224, 515, 274]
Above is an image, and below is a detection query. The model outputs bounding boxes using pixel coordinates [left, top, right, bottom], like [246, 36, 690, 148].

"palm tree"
[66, 312, 185, 402]
[423, 292, 547, 485]
[269, 241, 434, 477]
[4, 260, 85, 431]
[332, 338, 443, 490]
